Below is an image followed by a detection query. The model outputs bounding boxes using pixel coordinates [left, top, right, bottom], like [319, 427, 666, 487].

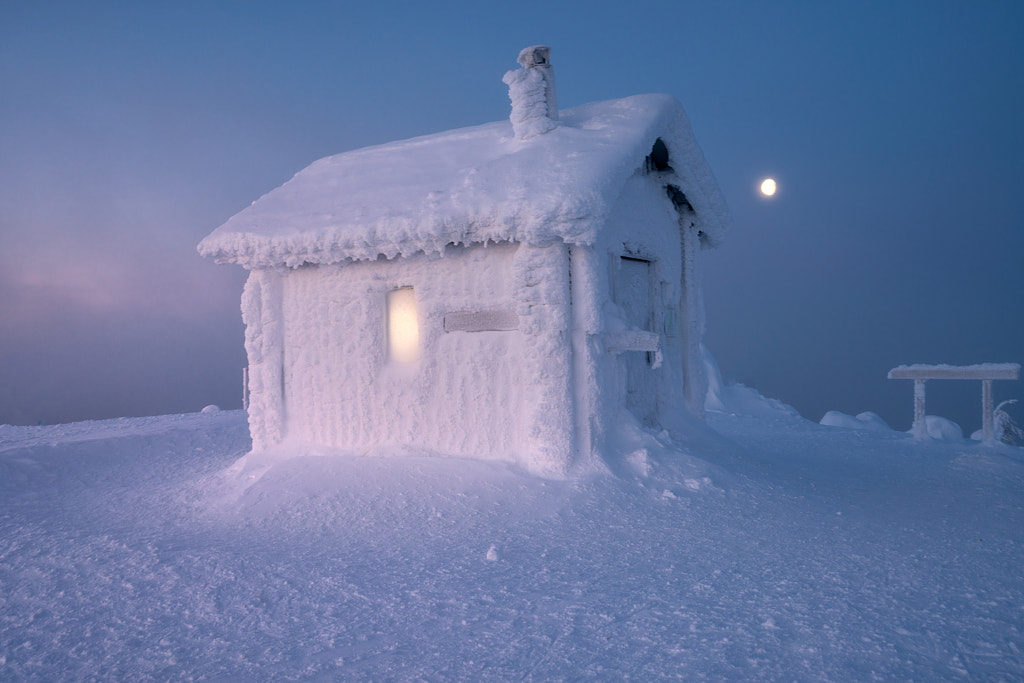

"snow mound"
[923, 415, 964, 441]
[820, 410, 894, 432]
[702, 345, 799, 418]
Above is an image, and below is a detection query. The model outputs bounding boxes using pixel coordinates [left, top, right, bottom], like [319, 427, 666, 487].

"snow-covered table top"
[888, 363, 1020, 380]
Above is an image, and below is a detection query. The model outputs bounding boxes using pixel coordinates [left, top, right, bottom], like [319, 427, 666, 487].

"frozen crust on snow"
[198, 94, 730, 269]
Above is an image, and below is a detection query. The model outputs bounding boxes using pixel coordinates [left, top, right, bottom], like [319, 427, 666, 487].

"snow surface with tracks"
[2, 398, 1023, 680]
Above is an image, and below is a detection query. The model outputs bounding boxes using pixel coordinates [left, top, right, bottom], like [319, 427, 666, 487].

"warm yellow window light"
[387, 287, 420, 363]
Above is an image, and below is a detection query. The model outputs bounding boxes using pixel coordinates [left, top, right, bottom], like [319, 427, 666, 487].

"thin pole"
[982, 379, 994, 443]
[913, 378, 927, 439]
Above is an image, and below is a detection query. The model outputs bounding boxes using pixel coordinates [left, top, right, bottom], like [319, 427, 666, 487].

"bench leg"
[982, 379, 994, 443]
[913, 379, 927, 439]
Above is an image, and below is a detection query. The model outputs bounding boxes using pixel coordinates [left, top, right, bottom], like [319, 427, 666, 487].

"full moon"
[760, 178, 777, 196]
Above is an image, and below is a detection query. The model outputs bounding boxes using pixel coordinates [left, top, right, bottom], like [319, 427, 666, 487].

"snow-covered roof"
[198, 94, 730, 269]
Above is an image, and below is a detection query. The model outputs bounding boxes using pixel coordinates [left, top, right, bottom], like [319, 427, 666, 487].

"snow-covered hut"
[199, 46, 730, 476]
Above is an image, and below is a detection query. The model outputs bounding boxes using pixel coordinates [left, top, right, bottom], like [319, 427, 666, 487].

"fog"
[2, 1, 1022, 431]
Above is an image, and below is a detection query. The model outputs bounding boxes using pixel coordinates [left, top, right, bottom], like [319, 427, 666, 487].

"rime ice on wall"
[590, 172, 693, 441]
[281, 245, 517, 459]
[512, 243, 574, 472]
[680, 223, 707, 418]
[241, 270, 285, 452]
[269, 242, 574, 474]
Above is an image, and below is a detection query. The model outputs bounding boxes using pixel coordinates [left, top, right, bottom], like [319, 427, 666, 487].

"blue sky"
[2, 0, 1022, 430]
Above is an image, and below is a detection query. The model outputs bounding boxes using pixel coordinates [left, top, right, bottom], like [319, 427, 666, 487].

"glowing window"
[387, 287, 419, 363]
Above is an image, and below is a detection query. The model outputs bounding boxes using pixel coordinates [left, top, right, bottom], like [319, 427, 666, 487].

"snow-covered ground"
[2, 400, 1023, 681]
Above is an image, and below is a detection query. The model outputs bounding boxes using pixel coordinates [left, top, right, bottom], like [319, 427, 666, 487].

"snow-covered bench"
[887, 363, 1020, 441]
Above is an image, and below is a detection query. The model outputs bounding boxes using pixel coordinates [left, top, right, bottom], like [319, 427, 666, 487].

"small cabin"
[198, 46, 730, 475]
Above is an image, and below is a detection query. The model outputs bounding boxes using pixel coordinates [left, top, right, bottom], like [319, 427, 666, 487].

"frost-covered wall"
[584, 167, 700, 443]
[241, 269, 285, 452]
[511, 242, 574, 472]
[679, 219, 707, 418]
[268, 242, 574, 475]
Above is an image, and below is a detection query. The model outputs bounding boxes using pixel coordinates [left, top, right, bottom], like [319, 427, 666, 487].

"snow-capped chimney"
[502, 45, 558, 140]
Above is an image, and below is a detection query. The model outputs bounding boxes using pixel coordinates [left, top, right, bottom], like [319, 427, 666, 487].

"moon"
[760, 178, 777, 196]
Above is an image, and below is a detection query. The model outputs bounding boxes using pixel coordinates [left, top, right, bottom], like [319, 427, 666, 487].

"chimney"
[502, 45, 558, 140]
